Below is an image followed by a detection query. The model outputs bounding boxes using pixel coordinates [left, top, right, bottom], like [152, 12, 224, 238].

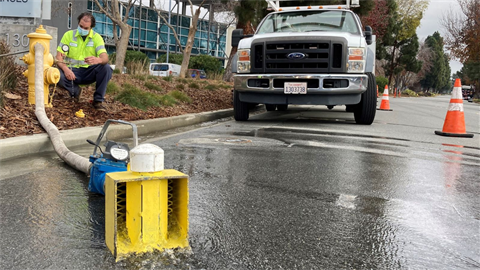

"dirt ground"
[0, 72, 233, 139]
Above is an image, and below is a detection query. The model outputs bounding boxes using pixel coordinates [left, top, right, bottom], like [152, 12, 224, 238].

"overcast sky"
[416, 0, 463, 74]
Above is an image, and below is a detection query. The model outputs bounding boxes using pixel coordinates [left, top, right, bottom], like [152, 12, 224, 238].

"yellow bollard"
[105, 144, 189, 261]
[20, 25, 60, 107]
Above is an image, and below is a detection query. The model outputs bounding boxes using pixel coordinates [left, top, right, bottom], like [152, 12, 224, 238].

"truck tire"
[345, 105, 355, 112]
[234, 90, 249, 121]
[277, 104, 288, 111]
[265, 104, 277, 111]
[354, 72, 376, 125]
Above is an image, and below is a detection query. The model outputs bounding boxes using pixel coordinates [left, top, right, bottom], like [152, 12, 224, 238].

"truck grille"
[251, 39, 346, 73]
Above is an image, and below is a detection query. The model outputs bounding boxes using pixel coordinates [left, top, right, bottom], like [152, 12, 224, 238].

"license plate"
[284, 82, 307, 94]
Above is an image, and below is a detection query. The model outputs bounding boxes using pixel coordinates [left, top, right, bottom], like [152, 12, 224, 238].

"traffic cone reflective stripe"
[378, 85, 392, 111]
[435, 79, 474, 138]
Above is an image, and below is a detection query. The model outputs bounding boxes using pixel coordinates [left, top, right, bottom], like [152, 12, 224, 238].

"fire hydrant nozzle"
[22, 25, 57, 106]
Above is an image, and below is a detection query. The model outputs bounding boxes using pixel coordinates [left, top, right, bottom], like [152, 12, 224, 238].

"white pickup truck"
[231, 0, 377, 124]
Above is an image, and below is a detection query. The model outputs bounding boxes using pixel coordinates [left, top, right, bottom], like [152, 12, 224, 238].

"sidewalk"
[0, 108, 234, 161]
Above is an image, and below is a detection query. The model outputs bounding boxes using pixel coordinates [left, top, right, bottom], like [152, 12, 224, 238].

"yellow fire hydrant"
[20, 25, 60, 107]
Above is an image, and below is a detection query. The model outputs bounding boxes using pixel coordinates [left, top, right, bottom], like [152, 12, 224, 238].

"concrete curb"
[0, 108, 234, 161]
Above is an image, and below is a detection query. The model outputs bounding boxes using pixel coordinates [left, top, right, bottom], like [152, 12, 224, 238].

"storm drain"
[216, 138, 252, 144]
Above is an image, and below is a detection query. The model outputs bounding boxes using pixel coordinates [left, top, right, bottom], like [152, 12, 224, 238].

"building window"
[67, 2, 72, 29]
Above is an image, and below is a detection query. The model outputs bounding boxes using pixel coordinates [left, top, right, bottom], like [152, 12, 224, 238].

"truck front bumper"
[233, 74, 368, 105]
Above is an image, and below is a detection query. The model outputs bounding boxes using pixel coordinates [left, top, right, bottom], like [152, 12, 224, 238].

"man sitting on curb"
[55, 12, 112, 111]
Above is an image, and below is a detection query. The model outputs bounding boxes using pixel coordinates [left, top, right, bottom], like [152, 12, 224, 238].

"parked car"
[149, 63, 181, 77]
[187, 69, 207, 79]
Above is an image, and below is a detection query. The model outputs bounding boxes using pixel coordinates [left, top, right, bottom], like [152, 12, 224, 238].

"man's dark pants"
[58, 64, 112, 102]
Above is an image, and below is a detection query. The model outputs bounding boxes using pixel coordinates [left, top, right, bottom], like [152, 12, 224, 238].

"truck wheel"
[345, 105, 355, 112]
[234, 90, 249, 121]
[277, 104, 288, 111]
[354, 72, 376, 125]
[265, 104, 277, 111]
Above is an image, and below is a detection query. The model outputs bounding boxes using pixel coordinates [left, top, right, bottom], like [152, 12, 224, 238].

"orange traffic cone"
[435, 79, 474, 137]
[393, 88, 397, 98]
[378, 85, 392, 111]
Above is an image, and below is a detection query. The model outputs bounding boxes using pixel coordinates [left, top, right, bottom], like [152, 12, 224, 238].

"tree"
[383, 0, 428, 86]
[93, 0, 136, 72]
[152, 0, 208, 78]
[390, 34, 422, 90]
[420, 32, 451, 92]
[223, 0, 269, 81]
[442, 0, 480, 96]
[359, 0, 390, 43]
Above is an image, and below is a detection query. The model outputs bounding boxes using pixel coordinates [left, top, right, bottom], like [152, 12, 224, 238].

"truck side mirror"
[232, 29, 244, 47]
[365, 26, 373, 45]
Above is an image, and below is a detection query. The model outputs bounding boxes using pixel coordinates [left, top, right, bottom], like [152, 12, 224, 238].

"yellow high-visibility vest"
[57, 29, 107, 68]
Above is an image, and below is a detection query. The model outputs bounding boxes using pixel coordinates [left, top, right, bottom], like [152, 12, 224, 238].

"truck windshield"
[257, 10, 360, 35]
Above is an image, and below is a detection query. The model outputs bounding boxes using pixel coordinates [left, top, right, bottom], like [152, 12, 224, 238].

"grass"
[169, 90, 192, 103]
[188, 82, 200, 89]
[162, 76, 173, 82]
[176, 78, 188, 84]
[218, 84, 232, 90]
[131, 74, 147, 81]
[115, 83, 161, 110]
[126, 60, 149, 76]
[144, 81, 163, 92]
[204, 84, 217, 91]
[175, 84, 185, 90]
[147, 75, 157, 80]
[159, 94, 177, 106]
[106, 81, 120, 95]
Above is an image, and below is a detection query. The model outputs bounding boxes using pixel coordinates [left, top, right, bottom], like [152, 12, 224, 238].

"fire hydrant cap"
[130, 143, 164, 173]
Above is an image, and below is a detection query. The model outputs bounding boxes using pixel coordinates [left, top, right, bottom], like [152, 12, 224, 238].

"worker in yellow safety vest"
[55, 12, 112, 111]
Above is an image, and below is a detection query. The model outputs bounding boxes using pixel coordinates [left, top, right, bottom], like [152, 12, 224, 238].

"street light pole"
[138, 0, 143, 51]
[166, 0, 172, 63]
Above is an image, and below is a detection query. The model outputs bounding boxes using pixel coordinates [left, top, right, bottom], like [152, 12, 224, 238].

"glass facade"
[87, 0, 227, 62]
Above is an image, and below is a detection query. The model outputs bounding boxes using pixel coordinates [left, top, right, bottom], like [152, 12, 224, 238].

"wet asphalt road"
[1, 96, 479, 269]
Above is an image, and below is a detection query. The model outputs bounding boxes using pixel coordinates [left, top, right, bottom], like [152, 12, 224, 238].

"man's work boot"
[93, 101, 106, 111]
[73, 86, 83, 103]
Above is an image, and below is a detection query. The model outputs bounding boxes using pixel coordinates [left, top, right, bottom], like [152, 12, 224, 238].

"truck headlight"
[347, 48, 365, 73]
[237, 49, 251, 73]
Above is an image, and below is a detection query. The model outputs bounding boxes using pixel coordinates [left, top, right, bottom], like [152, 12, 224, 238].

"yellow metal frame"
[105, 169, 189, 261]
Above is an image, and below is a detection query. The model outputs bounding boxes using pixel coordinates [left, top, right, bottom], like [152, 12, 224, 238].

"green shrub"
[156, 53, 183, 65]
[106, 81, 120, 95]
[115, 83, 161, 110]
[188, 82, 200, 89]
[147, 75, 157, 80]
[376, 76, 389, 93]
[159, 94, 177, 106]
[189, 54, 223, 75]
[144, 81, 162, 92]
[403, 89, 418, 97]
[169, 90, 192, 103]
[162, 76, 173, 82]
[175, 84, 185, 90]
[112, 69, 121, 74]
[204, 84, 217, 91]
